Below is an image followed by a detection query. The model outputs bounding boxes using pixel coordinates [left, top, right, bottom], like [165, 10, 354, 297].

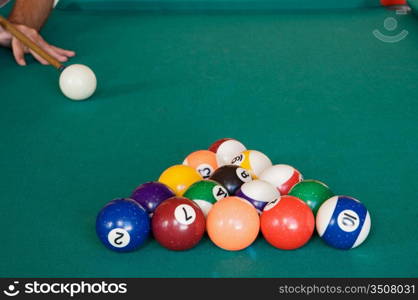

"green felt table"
[0, 4, 418, 278]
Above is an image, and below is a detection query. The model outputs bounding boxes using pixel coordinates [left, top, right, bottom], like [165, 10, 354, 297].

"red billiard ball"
[261, 195, 314, 250]
[152, 197, 205, 251]
[260, 164, 303, 195]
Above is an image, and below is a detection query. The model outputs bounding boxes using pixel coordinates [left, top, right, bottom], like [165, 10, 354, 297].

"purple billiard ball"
[131, 182, 175, 215]
[235, 180, 279, 213]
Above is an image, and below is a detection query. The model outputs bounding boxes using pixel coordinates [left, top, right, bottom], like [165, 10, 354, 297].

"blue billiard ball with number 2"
[96, 198, 150, 252]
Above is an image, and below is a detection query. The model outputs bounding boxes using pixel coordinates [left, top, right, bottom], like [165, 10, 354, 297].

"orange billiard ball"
[207, 196, 260, 251]
[183, 150, 219, 179]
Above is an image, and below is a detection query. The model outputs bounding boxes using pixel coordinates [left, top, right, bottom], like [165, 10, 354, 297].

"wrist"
[8, 18, 39, 32]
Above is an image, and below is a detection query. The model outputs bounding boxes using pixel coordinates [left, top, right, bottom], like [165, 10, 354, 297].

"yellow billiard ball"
[231, 150, 272, 179]
[158, 165, 202, 196]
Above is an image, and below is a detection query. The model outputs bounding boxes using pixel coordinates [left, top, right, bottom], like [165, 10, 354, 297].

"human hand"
[1, 23, 75, 66]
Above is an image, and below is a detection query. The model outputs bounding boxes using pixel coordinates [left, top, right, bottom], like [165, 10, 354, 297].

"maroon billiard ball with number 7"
[152, 197, 205, 251]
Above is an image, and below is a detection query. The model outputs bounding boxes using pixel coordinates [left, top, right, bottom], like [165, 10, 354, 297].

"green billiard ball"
[183, 180, 228, 217]
[288, 180, 334, 215]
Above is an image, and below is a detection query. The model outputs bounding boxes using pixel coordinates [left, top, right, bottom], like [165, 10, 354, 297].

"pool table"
[0, 0, 417, 278]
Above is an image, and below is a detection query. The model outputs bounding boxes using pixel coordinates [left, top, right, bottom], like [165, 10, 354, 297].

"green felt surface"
[0, 7, 418, 278]
[54, 0, 382, 11]
[409, 0, 418, 13]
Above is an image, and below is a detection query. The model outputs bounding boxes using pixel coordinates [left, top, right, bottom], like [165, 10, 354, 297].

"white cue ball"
[59, 64, 97, 101]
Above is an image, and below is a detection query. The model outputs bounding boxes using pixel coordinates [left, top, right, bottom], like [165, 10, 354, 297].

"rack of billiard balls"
[96, 138, 371, 252]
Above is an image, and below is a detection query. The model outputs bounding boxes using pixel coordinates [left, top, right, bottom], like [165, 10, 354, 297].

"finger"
[21, 37, 65, 65]
[11, 39, 26, 66]
[50, 46, 76, 57]
[45, 47, 69, 62]
[36, 39, 69, 62]
[29, 49, 49, 65]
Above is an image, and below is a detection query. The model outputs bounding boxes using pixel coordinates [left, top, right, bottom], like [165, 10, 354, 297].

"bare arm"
[8, 0, 54, 30]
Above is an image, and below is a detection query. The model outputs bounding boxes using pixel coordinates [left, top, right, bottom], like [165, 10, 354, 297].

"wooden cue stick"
[0, 15, 65, 70]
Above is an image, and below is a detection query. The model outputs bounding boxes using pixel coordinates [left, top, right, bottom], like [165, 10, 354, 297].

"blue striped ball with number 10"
[316, 196, 371, 249]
